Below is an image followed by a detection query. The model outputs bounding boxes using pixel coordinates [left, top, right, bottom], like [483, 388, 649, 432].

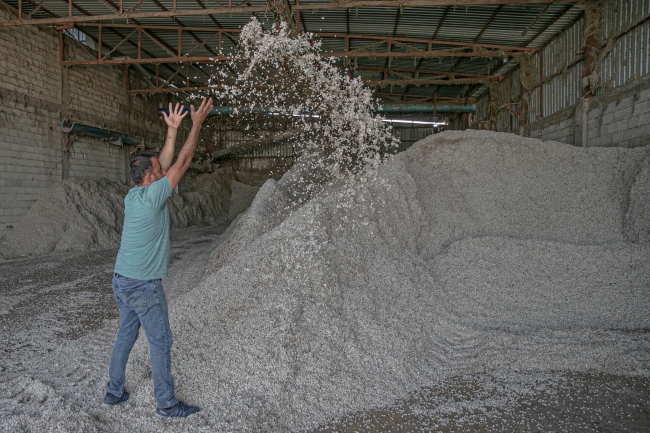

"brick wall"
[527, 74, 650, 148]
[0, 7, 175, 236]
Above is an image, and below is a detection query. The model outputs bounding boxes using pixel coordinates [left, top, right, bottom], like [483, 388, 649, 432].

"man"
[101, 97, 213, 418]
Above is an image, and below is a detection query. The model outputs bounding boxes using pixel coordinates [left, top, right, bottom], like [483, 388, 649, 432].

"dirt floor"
[1, 223, 648, 432]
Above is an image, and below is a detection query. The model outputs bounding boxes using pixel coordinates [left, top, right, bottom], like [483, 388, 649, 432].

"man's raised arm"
[165, 98, 213, 191]
[159, 102, 188, 171]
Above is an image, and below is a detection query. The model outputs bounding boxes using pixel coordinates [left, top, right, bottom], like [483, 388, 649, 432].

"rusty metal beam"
[527, 4, 576, 46]
[448, 4, 502, 100]
[58, 46, 519, 66]
[149, 0, 219, 58]
[350, 65, 502, 80]
[0, 0, 585, 27]
[194, 0, 239, 46]
[52, 0, 183, 81]
[367, 77, 498, 86]
[145, 0, 223, 81]
[400, 5, 448, 105]
[373, 92, 476, 104]
[379, 6, 402, 91]
[328, 50, 521, 59]
[129, 86, 210, 94]
[60, 56, 226, 65]
[61, 25, 535, 53]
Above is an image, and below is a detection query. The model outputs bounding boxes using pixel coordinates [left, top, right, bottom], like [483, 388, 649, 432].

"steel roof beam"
[352, 65, 502, 80]
[397, 5, 448, 110]
[144, 0, 221, 82]
[328, 50, 520, 58]
[367, 77, 497, 86]
[193, 0, 240, 47]
[0, 0, 584, 27]
[379, 6, 402, 89]
[53, 0, 193, 83]
[60, 25, 534, 53]
[58, 47, 522, 66]
[525, 4, 573, 45]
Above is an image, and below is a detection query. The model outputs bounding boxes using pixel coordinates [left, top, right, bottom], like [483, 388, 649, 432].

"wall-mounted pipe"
[158, 104, 476, 117]
[61, 119, 144, 146]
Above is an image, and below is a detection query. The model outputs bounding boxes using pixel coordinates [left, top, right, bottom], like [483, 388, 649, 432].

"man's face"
[149, 157, 166, 181]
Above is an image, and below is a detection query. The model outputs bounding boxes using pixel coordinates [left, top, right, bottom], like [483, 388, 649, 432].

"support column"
[488, 83, 499, 131]
[124, 145, 132, 185]
[581, 0, 601, 148]
[517, 54, 535, 136]
[267, 0, 297, 37]
[60, 65, 70, 180]
[462, 112, 469, 130]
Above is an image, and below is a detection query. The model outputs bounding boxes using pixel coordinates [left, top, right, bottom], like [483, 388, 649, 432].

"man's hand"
[164, 97, 213, 191]
[190, 98, 213, 125]
[162, 102, 188, 130]
[159, 102, 188, 171]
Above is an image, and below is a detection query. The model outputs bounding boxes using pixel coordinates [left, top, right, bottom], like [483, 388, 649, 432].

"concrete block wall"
[528, 113, 577, 145]
[0, 14, 63, 234]
[0, 6, 171, 236]
[527, 74, 650, 148]
[67, 139, 129, 181]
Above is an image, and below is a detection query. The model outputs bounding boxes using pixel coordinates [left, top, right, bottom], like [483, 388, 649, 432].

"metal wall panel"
[494, 68, 521, 132]
[476, 93, 490, 121]
[391, 126, 434, 152]
[542, 61, 583, 117]
[213, 125, 429, 158]
[541, 18, 584, 117]
[600, 0, 650, 90]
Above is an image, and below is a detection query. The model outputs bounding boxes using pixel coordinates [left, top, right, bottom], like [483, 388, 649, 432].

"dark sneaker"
[100, 390, 129, 408]
[155, 401, 200, 418]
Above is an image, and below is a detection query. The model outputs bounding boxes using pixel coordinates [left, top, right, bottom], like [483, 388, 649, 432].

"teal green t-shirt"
[114, 177, 172, 280]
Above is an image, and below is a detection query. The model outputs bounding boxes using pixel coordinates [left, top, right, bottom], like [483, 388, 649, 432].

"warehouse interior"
[0, 0, 649, 431]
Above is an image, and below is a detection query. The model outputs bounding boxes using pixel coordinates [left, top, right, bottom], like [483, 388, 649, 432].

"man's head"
[130, 153, 166, 186]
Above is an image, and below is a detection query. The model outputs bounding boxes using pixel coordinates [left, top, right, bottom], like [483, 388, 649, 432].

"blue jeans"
[106, 274, 178, 409]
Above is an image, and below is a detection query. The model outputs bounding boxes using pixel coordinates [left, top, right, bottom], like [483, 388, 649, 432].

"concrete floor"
[0, 224, 227, 378]
[1, 224, 648, 432]
[313, 372, 650, 432]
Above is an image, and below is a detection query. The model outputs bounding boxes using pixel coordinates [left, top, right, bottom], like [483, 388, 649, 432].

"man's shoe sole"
[100, 401, 127, 408]
[100, 393, 129, 408]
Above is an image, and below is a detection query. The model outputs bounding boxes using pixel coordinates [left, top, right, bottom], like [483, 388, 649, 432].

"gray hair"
[130, 153, 155, 185]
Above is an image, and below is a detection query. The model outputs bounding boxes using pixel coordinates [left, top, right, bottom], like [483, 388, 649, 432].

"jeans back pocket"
[113, 276, 148, 313]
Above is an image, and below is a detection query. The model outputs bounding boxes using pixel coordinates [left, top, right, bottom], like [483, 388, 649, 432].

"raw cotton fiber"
[1, 170, 233, 258]
[159, 131, 650, 431]
[1, 130, 648, 433]
[0, 178, 129, 258]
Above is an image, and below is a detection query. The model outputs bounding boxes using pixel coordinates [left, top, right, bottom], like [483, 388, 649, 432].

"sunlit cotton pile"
[2, 130, 649, 433]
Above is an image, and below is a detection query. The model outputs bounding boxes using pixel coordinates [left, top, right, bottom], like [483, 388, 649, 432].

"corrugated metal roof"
[2, 0, 588, 104]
